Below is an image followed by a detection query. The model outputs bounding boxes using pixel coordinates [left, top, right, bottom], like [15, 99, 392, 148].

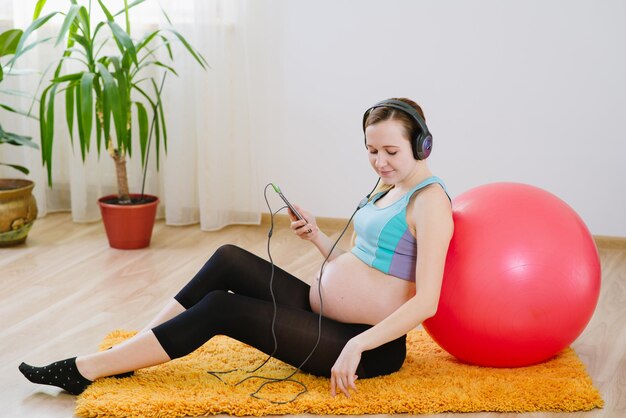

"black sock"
[19, 357, 92, 395]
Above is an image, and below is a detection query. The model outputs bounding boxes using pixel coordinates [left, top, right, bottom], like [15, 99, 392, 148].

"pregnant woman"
[19, 97, 453, 398]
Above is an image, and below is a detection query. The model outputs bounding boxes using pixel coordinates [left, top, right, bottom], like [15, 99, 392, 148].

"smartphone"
[271, 184, 306, 221]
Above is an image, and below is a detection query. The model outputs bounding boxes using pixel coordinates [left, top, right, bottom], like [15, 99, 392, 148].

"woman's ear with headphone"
[362, 99, 433, 160]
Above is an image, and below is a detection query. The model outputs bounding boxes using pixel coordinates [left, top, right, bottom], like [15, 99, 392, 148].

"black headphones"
[362, 99, 433, 160]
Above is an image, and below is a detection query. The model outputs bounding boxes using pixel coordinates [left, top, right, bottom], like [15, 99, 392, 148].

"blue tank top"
[351, 176, 449, 281]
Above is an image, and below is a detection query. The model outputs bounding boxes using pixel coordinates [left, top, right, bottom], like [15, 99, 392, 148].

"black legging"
[152, 244, 406, 378]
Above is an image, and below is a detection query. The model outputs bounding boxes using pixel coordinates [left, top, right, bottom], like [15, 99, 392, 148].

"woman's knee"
[208, 244, 260, 280]
[175, 245, 246, 307]
[213, 244, 246, 263]
[196, 289, 232, 316]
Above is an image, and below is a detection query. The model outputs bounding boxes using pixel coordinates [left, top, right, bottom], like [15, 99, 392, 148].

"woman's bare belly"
[309, 252, 415, 325]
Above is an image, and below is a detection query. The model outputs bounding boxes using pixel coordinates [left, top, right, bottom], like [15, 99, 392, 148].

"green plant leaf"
[55, 4, 80, 46]
[136, 29, 161, 53]
[65, 81, 75, 146]
[154, 99, 160, 170]
[137, 34, 174, 64]
[138, 60, 178, 77]
[99, 89, 111, 146]
[95, 100, 103, 155]
[66, 55, 86, 71]
[93, 21, 107, 42]
[120, 77, 131, 157]
[109, 57, 130, 155]
[0, 103, 28, 118]
[39, 86, 49, 169]
[11, 11, 58, 66]
[45, 85, 57, 181]
[159, 34, 174, 60]
[33, 0, 48, 20]
[70, 32, 91, 50]
[51, 72, 83, 83]
[152, 78, 167, 154]
[0, 29, 23, 57]
[131, 83, 156, 108]
[93, 36, 110, 58]
[0, 125, 36, 148]
[0, 103, 14, 113]
[77, 6, 91, 37]
[79, 72, 95, 158]
[75, 81, 84, 160]
[0, 162, 30, 175]
[61, 27, 76, 56]
[163, 29, 209, 69]
[135, 101, 148, 166]
[1, 132, 38, 148]
[52, 51, 71, 79]
[161, 8, 173, 26]
[109, 56, 122, 72]
[123, 0, 131, 34]
[107, 21, 138, 66]
[96, 0, 115, 21]
[39, 84, 57, 185]
[97, 62, 124, 151]
[113, 0, 147, 17]
[6, 35, 53, 62]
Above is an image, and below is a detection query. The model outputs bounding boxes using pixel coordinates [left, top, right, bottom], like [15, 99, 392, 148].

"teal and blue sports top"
[351, 176, 449, 282]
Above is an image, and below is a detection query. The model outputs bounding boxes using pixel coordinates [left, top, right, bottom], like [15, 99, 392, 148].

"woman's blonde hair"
[349, 98, 426, 247]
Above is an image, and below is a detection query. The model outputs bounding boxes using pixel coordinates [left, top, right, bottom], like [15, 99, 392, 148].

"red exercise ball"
[423, 182, 601, 367]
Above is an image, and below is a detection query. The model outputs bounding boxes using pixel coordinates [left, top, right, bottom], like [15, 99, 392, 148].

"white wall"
[249, 0, 625, 237]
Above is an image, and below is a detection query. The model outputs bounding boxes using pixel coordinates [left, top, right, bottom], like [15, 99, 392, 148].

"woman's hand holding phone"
[288, 204, 318, 241]
[270, 184, 318, 241]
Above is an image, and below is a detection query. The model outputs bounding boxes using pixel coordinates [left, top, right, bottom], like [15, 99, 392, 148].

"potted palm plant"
[0, 28, 39, 246]
[17, 0, 208, 249]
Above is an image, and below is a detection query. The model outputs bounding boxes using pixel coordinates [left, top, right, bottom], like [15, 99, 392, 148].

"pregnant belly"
[309, 252, 415, 325]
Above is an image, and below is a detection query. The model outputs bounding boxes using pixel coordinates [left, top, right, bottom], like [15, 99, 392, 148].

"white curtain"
[0, 0, 261, 231]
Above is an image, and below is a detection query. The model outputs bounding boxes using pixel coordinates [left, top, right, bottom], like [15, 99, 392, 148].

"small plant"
[0, 28, 39, 175]
[16, 0, 207, 203]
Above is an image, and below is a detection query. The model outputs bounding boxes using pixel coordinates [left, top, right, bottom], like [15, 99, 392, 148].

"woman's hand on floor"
[330, 339, 362, 398]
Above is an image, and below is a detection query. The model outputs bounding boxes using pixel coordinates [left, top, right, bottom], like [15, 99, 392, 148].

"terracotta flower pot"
[0, 179, 38, 247]
[98, 194, 159, 249]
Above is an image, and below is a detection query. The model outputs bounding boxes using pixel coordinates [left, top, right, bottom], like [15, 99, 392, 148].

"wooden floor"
[1, 212, 624, 418]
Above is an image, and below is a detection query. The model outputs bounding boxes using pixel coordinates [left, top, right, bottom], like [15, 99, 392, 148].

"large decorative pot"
[0, 179, 38, 246]
[98, 194, 159, 249]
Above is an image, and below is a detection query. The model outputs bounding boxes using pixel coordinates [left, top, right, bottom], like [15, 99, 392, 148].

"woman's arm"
[356, 186, 452, 347]
[330, 186, 454, 397]
[289, 204, 346, 261]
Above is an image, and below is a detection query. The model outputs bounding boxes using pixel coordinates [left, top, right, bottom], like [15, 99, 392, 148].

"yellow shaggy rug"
[75, 329, 603, 417]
